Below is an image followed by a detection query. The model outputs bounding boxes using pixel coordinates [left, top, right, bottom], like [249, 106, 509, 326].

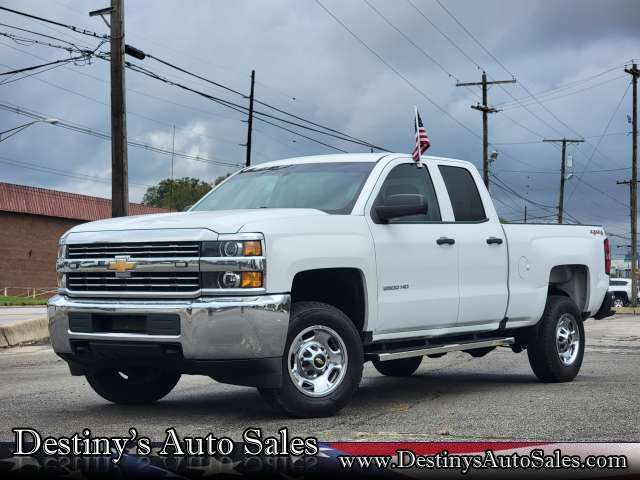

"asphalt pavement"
[1, 315, 638, 442]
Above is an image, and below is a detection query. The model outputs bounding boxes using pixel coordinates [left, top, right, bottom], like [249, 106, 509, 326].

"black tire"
[372, 356, 422, 377]
[86, 368, 180, 404]
[612, 296, 626, 308]
[527, 295, 585, 382]
[259, 301, 363, 418]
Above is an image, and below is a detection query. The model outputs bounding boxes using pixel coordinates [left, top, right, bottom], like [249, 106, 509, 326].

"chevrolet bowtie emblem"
[108, 256, 136, 275]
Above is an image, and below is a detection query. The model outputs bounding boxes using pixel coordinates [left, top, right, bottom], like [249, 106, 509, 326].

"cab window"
[373, 163, 441, 223]
[439, 165, 487, 222]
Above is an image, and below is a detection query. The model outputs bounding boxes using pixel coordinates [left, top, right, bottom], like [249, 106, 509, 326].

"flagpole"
[414, 105, 422, 168]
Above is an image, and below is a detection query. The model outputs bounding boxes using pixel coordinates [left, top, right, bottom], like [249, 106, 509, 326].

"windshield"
[192, 162, 375, 214]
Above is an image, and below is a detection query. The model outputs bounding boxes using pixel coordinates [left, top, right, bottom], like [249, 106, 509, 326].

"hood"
[67, 208, 328, 235]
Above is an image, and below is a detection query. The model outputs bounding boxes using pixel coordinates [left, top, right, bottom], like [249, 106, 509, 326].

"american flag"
[412, 107, 430, 163]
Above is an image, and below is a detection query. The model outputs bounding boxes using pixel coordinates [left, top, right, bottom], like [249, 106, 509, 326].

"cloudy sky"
[1, 0, 638, 256]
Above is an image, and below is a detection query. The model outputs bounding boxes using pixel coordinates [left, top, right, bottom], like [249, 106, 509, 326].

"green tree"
[142, 177, 218, 211]
[213, 173, 231, 186]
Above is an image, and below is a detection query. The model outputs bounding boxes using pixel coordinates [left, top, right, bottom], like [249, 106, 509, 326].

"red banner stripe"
[329, 441, 550, 456]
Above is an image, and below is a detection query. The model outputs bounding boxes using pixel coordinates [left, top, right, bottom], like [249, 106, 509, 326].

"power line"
[576, 176, 629, 208]
[1, 7, 387, 151]
[314, 0, 481, 142]
[0, 42, 247, 147]
[251, 114, 348, 153]
[0, 6, 109, 41]
[0, 21, 91, 49]
[405, 0, 482, 71]
[430, 0, 629, 204]
[490, 174, 558, 212]
[0, 52, 90, 76]
[494, 65, 625, 108]
[498, 74, 628, 111]
[0, 154, 152, 188]
[362, 0, 462, 83]
[492, 132, 633, 146]
[0, 101, 242, 168]
[434, 0, 513, 76]
[0, 59, 68, 85]
[500, 167, 630, 175]
[567, 81, 632, 201]
[121, 60, 354, 152]
[139, 54, 387, 150]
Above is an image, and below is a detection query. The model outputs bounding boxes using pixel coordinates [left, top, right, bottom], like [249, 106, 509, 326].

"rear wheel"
[612, 296, 625, 308]
[372, 356, 422, 377]
[259, 301, 363, 418]
[85, 368, 180, 404]
[527, 295, 585, 382]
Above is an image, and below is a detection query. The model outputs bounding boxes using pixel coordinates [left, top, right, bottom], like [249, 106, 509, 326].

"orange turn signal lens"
[243, 240, 262, 256]
[241, 271, 263, 288]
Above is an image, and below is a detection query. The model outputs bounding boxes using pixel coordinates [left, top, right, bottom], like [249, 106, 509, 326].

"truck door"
[366, 159, 460, 336]
[437, 164, 509, 329]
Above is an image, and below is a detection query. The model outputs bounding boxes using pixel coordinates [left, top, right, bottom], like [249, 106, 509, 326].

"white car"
[48, 153, 614, 417]
[608, 278, 637, 307]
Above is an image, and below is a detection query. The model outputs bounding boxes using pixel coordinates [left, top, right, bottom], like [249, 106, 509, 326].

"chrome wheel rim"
[613, 298, 624, 308]
[288, 325, 348, 397]
[555, 313, 580, 366]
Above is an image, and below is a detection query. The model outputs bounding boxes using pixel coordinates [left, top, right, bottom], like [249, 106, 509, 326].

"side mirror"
[375, 194, 427, 222]
[182, 204, 193, 212]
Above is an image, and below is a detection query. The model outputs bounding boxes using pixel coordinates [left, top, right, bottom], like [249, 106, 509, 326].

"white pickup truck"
[48, 153, 614, 417]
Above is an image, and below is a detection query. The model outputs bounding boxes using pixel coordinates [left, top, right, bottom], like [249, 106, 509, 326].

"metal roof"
[0, 182, 167, 222]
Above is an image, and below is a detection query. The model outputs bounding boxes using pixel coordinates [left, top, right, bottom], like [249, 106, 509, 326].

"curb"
[0, 317, 49, 347]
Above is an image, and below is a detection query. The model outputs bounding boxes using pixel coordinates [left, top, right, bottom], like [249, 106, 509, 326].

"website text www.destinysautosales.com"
[337, 448, 629, 474]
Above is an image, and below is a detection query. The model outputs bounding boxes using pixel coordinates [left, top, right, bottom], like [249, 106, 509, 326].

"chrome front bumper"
[47, 294, 291, 360]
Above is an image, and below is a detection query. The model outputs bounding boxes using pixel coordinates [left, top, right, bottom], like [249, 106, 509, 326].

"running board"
[376, 337, 515, 362]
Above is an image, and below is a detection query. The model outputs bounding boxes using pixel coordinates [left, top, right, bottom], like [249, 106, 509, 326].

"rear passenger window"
[439, 165, 487, 222]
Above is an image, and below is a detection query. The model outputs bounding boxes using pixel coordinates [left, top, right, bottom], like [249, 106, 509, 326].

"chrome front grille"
[60, 235, 266, 298]
[63, 241, 202, 297]
[67, 272, 200, 293]
[67, 242, 200, 259]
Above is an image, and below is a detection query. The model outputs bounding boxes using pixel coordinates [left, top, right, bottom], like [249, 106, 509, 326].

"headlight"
[201, 238, 264, 290]
[202, 240, 262, 257]
[57, 272, 66, 289]
[56, 243, 66, 289]
[201, 271, 263, 289]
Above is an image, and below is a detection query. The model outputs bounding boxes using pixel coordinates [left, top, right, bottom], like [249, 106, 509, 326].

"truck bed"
[501, 223, 609, 329]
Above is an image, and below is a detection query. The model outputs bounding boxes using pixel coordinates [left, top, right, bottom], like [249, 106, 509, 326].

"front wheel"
[527, 295, 585, 382]
[259, 301, 363, 418]
[85, 368, 181, 404]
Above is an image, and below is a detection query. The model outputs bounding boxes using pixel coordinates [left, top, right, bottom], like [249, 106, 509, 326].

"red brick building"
[0, 182, 167, 293]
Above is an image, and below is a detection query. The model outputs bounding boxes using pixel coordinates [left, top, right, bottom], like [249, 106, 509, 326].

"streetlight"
[0, 118, 59, 143]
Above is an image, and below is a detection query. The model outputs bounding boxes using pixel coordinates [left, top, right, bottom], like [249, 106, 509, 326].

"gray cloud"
[0, 0, 638, 255]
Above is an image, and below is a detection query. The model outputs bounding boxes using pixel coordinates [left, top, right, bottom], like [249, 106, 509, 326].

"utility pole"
[245, 70, 255, 168]
[617, 177, 640, 305]
[110, 0, 128, 217]
[170, 125, 175, 211]
[456, 71, 516, 189]
[543, 138, 584, 224]
[624, 63, 639, 306]
[91, 0, 129, 217]
[524, 205, 527, 223]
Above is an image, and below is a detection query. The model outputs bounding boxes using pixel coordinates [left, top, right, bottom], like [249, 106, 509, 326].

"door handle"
[437, 237, 455, 246]
[486, 237, 503, 245]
